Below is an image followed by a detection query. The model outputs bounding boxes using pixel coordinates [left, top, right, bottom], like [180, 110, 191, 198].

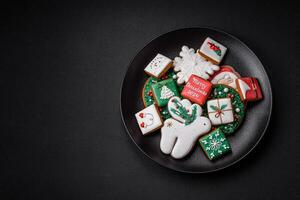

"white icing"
[207, 98, 234, 125]
[199, 37, 227, 64]
[160, 85, 174, 100]
[211, 72, 239, 88]
[144, 53, 172, 78]
[173, 46, 220, 84]
[160, 99, 211, 159]
[167, 97, 202, 124]
[237, 79, 250, 99]
[135, 104, 162, 135]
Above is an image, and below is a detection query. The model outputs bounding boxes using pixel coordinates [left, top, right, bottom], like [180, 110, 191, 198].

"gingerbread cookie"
[135, 104, 163, 135]
[236, 77, 263, 101]
[144, 54, 173, 78]
[173, 46, 220, 84]
[160, 97, 211, 159]
[151, 78, 179, 107]
[209, 65, 241, 89]
[207, 98, 235, 125]
[205, 84, 246, 135]
[198, 37, 227, 65]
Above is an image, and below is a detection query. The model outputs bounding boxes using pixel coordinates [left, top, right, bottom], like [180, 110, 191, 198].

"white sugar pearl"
[223, 88, 229, 93]
[218, 91, 222, 95]
[172, 75, 177, 79]
[235, 108, 240, 113]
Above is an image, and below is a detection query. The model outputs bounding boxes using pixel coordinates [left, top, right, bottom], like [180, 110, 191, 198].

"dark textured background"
[1, 1, 299, 200]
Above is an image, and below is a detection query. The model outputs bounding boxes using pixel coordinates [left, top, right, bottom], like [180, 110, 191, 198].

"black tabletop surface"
[1, 1, 299, 200]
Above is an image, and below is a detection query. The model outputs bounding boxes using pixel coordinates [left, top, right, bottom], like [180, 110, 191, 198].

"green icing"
[152, 78, 179, 107]
[143, 71, 183, 119]
[203, 84, 246, 135]
[199, 128, 231, 160]
[169, 98, 197, 125]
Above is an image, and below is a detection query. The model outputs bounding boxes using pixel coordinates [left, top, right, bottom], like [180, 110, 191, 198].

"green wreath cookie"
[204, 84, 246, 135]
[142, 71, 183, 119]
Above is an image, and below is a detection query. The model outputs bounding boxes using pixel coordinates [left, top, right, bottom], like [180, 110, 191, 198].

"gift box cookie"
[198, 37, 227, 65]
[144, 53, 173, 78]
[181, 75, 212, 105]
[207, 97, 234, 125]
[236, 77, 263, 101]
[199, 128, 231, 160]
[151, 78, 179, 107]
[135, 104, 163, 135]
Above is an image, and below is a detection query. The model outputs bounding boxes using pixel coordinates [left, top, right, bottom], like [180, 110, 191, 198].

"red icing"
[139, 113, 144, 118]
[207, 42, 220, 51]
[140, 122, 145, 128]
[208, 65, 240, 81]
[237, 77, 263, 101]
[181, 75, 212, 105]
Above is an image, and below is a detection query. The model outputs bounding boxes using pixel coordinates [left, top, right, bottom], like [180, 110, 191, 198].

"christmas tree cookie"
[181, 75, 212, 105]
[151, 78, 179, 107]
[142, 71, 183, 119]
[198, 37, 227, 65]
[199, 128, 231, 160]
[205, 84, 246, 135]
[135, 104, 163, 135]
[144, 53, 173, 78]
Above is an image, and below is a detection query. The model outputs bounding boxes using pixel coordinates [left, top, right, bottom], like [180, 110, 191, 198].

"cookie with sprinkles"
[204, 84, 246, 135]
[142, 71, 183, 119]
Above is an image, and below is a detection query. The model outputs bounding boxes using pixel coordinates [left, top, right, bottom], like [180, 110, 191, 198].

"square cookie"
[151, 78, 179, 107]
[199, 128, 231, 160]
[181, 75, 212, 105]
[198, 37, 227, 65]
[207, 98, 234, 125]
[236, 77, 263, 102]
[135, 104, 163, 135]
[144, 53, 172, 78]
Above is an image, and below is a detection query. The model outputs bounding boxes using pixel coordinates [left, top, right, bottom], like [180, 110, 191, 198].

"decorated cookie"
[198, 37, 227, 65]
[236, 77, 263, 101]
[142, 71, 183, 119]
[181, 75, 212, 105]
[199, 128, 231, 160]
[135, 104, 163, 135]
[151, 78, 179, 107]
[207, 98, 234, 125]
[205, 84, 246, 135]
[173, 46, 220, 84]
[144, 54, 172, 78]
[168, 97, 200, 125]
[160, 101, 211, 159]
[210, 65, 241, 89]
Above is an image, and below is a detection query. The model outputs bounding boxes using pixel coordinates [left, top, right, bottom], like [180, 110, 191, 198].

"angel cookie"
[173, 46, 220, 84]
[160, 97, 211, 159]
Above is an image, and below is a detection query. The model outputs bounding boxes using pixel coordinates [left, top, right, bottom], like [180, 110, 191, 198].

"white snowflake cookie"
[160, 97, 212, 159]
[173, 46, 220, 84]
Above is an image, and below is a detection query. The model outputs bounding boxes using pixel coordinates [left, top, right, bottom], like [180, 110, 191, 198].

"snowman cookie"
[160, 97, 211, 159]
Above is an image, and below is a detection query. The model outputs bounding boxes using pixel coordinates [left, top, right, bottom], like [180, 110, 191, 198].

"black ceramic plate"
[120, 27, 272, 173]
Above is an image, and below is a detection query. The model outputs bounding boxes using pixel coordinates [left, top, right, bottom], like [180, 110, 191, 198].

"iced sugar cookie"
[135, 104, 163, 135]
[181, 75, 212, 105]
[199, 128, 231, 160]
[144, 53, 173, 78]
[151, 78, 179, 107]
[142, 71, 183, 119]
[207, 98, 235, 125]
[160, 99, 211, 159]
[210, 65, 241, 89]
[198, 37, 227, 65]
[205, 84, 246, 135]
[236, 77, 263, 102]
[173, 46, 220, 84]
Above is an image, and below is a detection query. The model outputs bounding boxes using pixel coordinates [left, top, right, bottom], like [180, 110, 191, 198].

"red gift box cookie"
[235, 77, 263, 101]
[181, 75, 212, 105]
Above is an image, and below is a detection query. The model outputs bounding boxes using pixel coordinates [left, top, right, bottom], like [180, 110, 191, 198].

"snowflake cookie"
[199, 128, 231, 160]
[173, 46, 220, 84]
[151, 78, 179, 107]
[160, 97, 211, 159]
[135, 104, 163, 135]
[198, 37, 227, 65]
[144, 53, 173, 78]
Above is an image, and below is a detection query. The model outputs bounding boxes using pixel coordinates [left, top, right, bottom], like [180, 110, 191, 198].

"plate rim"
[119, 27, 273, 173]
